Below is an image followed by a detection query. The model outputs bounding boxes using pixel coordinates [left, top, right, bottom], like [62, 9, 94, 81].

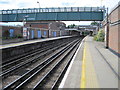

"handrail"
[0, 7, 104, 14]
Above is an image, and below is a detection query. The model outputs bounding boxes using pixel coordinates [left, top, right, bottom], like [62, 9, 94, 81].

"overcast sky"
[0, 0, 119, 26]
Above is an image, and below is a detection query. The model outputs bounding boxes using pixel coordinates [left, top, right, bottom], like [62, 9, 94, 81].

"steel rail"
[2, 41, 56, 65]
[3, 39, 79, 90]
[15, 39, 80, 90]
[33, 39, 81, 89]
[51, 42, 80, 89]
[1, 39, 74, 78]
[1, 39, 72, 74]
[2, 43, 57, 71]
[2, 37, 74, 65]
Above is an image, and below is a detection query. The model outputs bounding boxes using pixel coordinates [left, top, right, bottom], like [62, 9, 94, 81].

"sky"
[0, 0, 119, 26]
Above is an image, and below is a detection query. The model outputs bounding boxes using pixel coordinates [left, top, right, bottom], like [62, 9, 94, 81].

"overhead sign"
[27, 18, 35, 20]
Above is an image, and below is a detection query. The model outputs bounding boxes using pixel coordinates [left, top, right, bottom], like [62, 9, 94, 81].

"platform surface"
[0, 36, 71, 49]
[59, 36, 119, 88]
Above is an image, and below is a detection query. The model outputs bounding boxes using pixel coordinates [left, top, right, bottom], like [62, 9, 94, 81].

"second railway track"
[1, 37, 78, 78]
[2, 38, 77, 88]
[2, 37, 83, 89]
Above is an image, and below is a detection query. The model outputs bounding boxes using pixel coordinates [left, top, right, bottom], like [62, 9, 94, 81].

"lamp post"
[23, 15, 29, 26]
[100, 7, 109, 48]
[106, 7, 109, 48]
[37, 1, 40, 12]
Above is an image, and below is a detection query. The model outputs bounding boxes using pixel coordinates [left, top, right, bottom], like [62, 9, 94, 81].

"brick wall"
[102, 2, 120, 55]
[0, 26, 23, 38]
[109, 4, 120, 54]
[25, 21, 66, 31]
[118, 24, 120, 54]
[109, 25, 119, 53]
[26, 22, 49, 29]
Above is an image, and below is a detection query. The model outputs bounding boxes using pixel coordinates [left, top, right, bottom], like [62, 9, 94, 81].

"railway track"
[1, 38, 72, 70]
[33, 39, 80, 90]
[2, 40, 57, 65]
[2, 37, 83, 89]
[1, 38, 76, 78]
[2, 37, 74, 66]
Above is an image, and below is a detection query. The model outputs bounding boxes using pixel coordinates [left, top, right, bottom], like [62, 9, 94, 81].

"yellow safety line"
[80, 37, 99, 88]
[80, 42, 86, 88]
[1, 37, 70, 48]
[86, 43, 99, 88]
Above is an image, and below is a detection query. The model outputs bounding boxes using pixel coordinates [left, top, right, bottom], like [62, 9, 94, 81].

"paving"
[0, 36, 71, 49]
[60, 36, 119, 88]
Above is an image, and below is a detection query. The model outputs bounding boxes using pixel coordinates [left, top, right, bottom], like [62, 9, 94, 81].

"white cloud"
[0, 0, 110, 9]
[1, 0, 119, 10]
[0, 0, 119, 25]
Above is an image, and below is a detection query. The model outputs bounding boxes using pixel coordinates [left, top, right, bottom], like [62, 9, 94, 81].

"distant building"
[76, 25, 98, 35]
[0, 25, 23, 38]
[25, 21, 66, 31]
[0, 21, 69, 40]
[25, 21, 67, 37]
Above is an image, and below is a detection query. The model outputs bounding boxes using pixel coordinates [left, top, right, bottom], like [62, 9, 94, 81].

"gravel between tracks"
[24, 46, 70, 89]
[2, 45, 66, 88]
[42, 43, 78, 88]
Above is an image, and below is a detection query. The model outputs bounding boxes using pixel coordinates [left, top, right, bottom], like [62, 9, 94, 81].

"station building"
[24, 21, 69, 38]
[0, 25, 23, 38]
[77, 25, 98, 35]
[0, 21, 69, 40]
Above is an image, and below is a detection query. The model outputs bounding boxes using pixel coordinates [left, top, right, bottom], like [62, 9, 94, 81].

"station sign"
[23, 27, 27, 37]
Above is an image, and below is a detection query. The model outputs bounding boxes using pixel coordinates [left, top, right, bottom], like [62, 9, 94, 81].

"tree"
[91, 21, 99, 26]
[4, 30, 10, 37]
[67, 24, 76, 28]
[94, 29, 105, 42]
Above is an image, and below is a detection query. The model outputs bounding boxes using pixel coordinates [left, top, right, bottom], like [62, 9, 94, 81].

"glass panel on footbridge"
[85, 7, 91, 11]
[92, 7, 99, 11]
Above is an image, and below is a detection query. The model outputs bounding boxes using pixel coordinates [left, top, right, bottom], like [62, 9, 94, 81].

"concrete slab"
[87, 36, 118, 88]
[59, 36, 118, 88]
[95, 42, 118, 76]
[0, 36, 72, 49]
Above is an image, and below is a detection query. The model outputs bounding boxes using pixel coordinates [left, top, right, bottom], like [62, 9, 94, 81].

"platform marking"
[59, 37, 86, 88]
[80, 37, 99, 88]
[0, 36, 71, 49]
[80, 41, 86, 88]
[86, 43, 99, 88]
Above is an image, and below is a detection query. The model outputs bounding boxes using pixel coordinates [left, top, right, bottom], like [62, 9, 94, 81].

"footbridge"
[0, 7, 106, 22]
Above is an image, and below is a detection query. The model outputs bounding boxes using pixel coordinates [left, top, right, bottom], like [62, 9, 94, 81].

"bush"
[94, 29, 105, 42]
[2, 37, 7, 40]
[16, 34, 23, 38]
[4, 30, 10, 37]
[93, 35, 97, 40]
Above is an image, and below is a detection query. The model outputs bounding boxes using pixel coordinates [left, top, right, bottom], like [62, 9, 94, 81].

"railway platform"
[59, 36, 119, 88]
[0, 36, 72, 49]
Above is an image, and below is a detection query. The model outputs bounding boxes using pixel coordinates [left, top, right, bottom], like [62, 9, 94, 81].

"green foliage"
[94, 29, 105, 42]
[2, 34, 23, 40]
[93, 35, 97, 40]
[91, 21, 99, 25]
[84, 31, 89, 36]
[15, 34, 23, 38]
[67, 24, 76, 28]
[4, 30, 10, 37]
[2, 37, 8, 40]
